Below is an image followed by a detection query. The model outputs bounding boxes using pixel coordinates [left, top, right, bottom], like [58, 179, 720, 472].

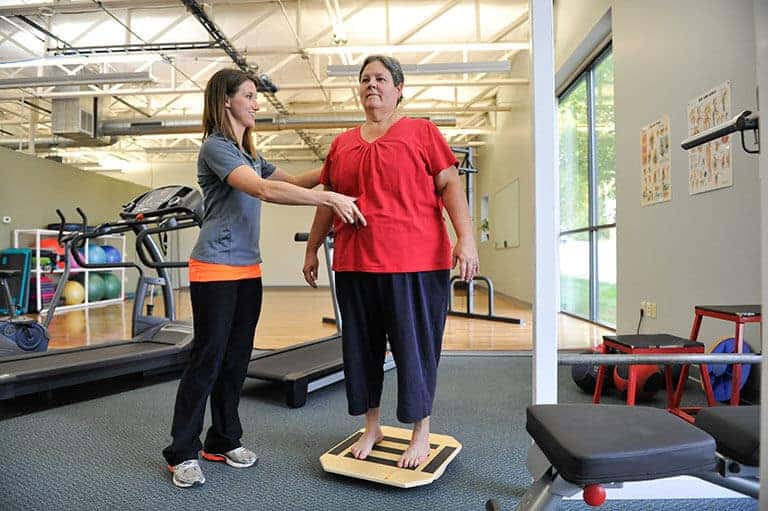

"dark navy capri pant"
[335, 270, 450, 423]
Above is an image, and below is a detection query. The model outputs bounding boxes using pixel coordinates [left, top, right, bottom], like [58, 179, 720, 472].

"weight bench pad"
[695, 406, 759, 466]
[527, 404, 716, 485]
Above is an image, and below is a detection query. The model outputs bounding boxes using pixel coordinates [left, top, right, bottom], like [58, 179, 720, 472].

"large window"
[558, 48, 616, 327]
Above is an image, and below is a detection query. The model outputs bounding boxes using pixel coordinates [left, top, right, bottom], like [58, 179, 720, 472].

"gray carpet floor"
[0, 355, 758, 511]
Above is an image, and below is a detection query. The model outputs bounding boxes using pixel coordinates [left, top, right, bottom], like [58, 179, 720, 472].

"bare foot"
[398, 419, 431, 468]
[350, 426, 384, 459]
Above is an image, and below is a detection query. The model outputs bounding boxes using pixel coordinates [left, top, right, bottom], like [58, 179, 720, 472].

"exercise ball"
[87, 243, 106, 264]
[571, 346, 613, 394]
[87, 273, 105, 301]
[102, 273, 121, 299]
[62, 280, 85, 305]
[69, 249, 83, 269]
[706, 337, 753, 403]
[101, 245, 122, 264]
[613, 364, 664, 401]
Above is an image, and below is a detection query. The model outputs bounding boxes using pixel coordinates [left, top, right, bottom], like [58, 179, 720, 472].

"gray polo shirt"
[190, 133, 276, 265]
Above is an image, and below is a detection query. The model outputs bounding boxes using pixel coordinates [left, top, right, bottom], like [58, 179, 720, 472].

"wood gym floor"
[44, 287, 613, 351]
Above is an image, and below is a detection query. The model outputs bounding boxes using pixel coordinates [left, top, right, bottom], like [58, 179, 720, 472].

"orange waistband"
[188, 258, 262, 282]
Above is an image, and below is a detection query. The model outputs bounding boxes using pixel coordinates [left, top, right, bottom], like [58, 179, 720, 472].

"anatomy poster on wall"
[687, 81, 732, 194]
[640, 116, 671, 206]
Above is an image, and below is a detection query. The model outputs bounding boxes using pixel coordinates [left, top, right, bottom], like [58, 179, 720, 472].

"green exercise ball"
[87, 273, 106, 301]
[102, 273, 121, 300]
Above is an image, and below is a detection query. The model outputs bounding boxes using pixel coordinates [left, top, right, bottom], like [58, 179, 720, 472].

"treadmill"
[0, 185, 202, 400]
[246, 233, 395, 408]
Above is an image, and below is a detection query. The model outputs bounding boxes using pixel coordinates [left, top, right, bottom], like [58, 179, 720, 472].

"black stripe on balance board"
[344, 452, 417, 470]
[329, 432, 363, 455]
[371, 444, 404, 455]
[421, 446, 456, 474]
[383, 435, 439, 450]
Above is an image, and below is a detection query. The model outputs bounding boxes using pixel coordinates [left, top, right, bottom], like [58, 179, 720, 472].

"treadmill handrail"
[133, 216, 201, 268]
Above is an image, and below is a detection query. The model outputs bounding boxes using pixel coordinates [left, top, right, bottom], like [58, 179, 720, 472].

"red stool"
[689, 305, 762, 407]
[593, 334, 715, 423]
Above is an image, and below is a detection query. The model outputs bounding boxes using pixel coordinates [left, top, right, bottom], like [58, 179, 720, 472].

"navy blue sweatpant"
[335, 270, 450, 423]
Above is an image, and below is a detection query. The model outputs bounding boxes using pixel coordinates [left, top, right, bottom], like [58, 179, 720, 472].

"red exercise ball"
[613, 364, 664, 401]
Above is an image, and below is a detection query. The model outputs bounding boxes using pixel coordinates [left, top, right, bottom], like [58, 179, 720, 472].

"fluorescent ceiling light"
[305, 42, 528, 55]
[0, 54, 164, 69]
[0, 72, 155, 90]
[326, 61, 511, 77]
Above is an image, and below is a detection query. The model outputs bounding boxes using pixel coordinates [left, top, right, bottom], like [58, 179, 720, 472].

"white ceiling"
[0, 0, 530, 174]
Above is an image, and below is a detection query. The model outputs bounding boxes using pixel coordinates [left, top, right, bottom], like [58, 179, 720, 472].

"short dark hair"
[358, 55, 405, 105]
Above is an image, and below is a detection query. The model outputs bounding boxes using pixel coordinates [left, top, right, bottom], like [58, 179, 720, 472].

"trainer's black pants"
[335, 270, 449, 423]
[162, 278, 262, 466]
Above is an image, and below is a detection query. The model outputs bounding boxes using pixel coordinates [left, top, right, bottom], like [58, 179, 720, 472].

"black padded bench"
[696, 406, 759, 468]
[493, 404, 759, 510]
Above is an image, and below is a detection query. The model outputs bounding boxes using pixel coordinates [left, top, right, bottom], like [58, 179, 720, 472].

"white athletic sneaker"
[169, 459, 205, 488]
[201, 446, 258, 468]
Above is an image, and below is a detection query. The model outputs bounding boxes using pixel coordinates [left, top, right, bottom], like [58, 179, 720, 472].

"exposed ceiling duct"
[0, 72, 155, 90]
[98, 115, 457, 136]
[0, 135, 115, 149]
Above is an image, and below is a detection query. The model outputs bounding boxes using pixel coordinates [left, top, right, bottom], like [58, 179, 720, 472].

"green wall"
[0, 147, 150, 300]
[0, 147, 149, 249]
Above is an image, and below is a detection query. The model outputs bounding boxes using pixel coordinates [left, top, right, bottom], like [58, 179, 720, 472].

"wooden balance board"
[319, 425, 462, 488]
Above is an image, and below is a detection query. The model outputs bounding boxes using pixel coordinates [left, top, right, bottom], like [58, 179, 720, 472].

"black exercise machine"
[0, 268, 49, 357]
[681, 110, 760, 154]
[246, 232, 395, 408]
[487, 349, 762, 510]
[486, 404, 758, 510]
[0, 185, 202, 400]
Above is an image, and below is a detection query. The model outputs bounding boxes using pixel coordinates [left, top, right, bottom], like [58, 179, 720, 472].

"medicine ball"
[613, 364, 663, 401]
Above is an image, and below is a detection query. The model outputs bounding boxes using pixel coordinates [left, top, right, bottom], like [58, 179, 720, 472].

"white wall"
[613, 0, 760, 345]
[476, 77, 534, 303]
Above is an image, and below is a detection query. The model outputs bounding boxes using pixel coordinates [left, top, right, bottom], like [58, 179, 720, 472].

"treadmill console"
[121, 185, 203, 221]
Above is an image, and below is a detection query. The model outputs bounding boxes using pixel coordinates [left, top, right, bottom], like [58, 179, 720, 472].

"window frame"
[558, 44, 616, 328]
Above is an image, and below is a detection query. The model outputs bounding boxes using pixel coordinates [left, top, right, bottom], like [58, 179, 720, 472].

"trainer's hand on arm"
[324, 192, 367, 226]
[226, 165, 365, 226]
[434, 165, 479, 281]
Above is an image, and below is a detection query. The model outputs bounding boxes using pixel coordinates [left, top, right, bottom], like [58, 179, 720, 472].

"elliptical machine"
[0, 268, 49, 356]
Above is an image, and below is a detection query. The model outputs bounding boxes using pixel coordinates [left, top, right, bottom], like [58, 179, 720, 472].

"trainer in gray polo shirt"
[191, 132, 276, 266]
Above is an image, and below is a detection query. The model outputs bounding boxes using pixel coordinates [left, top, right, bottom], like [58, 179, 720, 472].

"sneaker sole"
[168, 464, 205, 488]
[200, 451, 257, 468]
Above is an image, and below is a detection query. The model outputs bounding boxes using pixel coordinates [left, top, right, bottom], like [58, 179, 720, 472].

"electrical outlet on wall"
[646, 302, 657, 319]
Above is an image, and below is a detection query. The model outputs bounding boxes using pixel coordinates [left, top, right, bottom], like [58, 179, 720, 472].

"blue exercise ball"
[707, 337, 752, 403]
[87, 244, 106, 264]
[101, 245, 122, 264]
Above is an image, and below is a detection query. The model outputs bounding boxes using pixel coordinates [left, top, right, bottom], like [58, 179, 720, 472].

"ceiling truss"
[0, 0, 530, 173]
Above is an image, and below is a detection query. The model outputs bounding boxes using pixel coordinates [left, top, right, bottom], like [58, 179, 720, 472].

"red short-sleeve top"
[320, 117, 458, 273]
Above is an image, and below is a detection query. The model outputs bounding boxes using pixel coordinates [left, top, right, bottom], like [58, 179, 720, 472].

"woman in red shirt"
[303, 55, 478, 469]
